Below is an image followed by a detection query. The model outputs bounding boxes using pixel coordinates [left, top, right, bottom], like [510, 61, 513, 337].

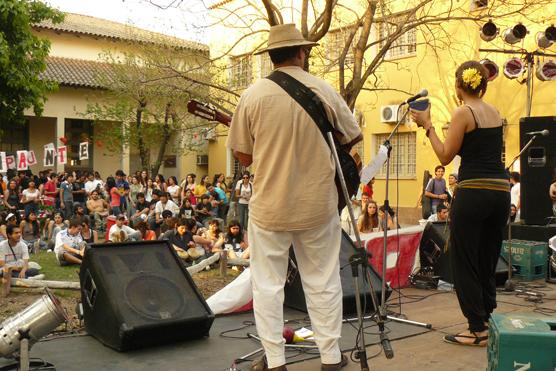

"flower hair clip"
[462, 68, 482, 89]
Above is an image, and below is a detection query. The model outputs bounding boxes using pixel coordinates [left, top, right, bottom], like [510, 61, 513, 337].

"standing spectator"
[145, 178, 155, 202]
[181, 173, 196, 195]
[115, 170, 130, 213]
[425, 165, 447, 213]
[194, 175, 209, 203]
[208, 183, 228, 220]
[84, 173, 101, 196]
[510, 172, 520, 221]
[1, 225, 42, 296]
[362, 178, 375, 201]
[154, 174, 166, 192]
[21, 180, 41, 218]
[80, 216, 99, 244]
[54, 218, 85, 266]
[213, 173, 228, 196]
[166, 176, 181, 203]
[4, 180, 20, 213]
[129, 175, 144, 209]
[42, 173, 59, 207]
[72, 173, 87, 210]
[59, 174, 74, 219]
[107, 177, 121, 216]
[235, 172, 252, 230]
[139, 169, 149, 187]
[447, 173, 458, 201]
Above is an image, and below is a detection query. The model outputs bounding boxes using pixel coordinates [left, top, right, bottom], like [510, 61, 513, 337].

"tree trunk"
[151, 103, 173, 175]
[136, 100, 150, 170]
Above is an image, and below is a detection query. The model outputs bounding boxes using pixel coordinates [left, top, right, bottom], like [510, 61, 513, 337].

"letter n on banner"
[17, 151, 28, 171]
[57, 146, 67, 165]
[0, 152, 6, 173]
[44, 147, 56, 167]
[79, 142, 89, 160]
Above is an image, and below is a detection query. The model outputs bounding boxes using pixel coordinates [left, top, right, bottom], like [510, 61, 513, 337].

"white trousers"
[248, 216, 343, 368]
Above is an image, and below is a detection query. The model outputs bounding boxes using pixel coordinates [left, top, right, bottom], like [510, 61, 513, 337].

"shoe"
[28, 274, 45, 281]
[251, 355, 287, 371]
[443, 332, 488, 347]
[321, 355, 348, 371]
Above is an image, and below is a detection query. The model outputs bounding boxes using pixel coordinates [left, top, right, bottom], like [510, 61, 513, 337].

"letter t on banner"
[79, 142, 89, 160]
[57, 146, 67, 165]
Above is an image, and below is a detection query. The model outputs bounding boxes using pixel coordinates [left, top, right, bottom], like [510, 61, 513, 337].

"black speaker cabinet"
[419, 222, 512, 286]
[284, 230, 391, 316]
[519, 116, 556, 225]
[80, 240, 214, 351]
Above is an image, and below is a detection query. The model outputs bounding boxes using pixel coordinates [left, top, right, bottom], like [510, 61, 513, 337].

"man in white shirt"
[427, 203, 449, 223]
[84, 173, 102, 195]
[154, 192, 180, 228]
[510, 172, 520, 220]
[54, 218, 85, 266]
[1, 225, 42, 295]
[108, 214, 141, 242]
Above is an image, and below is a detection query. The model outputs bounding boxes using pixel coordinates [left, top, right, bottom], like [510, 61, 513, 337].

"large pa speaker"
[284, 230, 391, 316]
[419, 221, 512, 286]
[80, 240, 214, 351]
[519, 116, 556, 225]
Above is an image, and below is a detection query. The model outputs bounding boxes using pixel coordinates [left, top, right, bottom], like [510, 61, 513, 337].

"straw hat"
[254, 23, 318, 55]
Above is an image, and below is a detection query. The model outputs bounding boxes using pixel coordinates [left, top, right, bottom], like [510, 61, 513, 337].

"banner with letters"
[0, 141, 90, 172]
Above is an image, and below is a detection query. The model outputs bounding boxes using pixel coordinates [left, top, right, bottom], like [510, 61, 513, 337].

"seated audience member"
[510, 204, 518, 222]
[179, 198, 195, 219]
[80, 216, 99, 244]
[224, 220, 250, 259]
[1, 225, 42, 295]
[427, 203, 449, 222]
[195, 194, 214, 225]
[378, 205, 398, 231]
[130, 192, 151, 225]
[54, 218, 85, 266]
[135, 221, 156, 241]
[20, 211, 46, 253]
[108, 215, 141, 242]
[357, 200, 380, 233]
[167, 218, 203, 261]
[73, 204, 86, 221]
[86, 190, 109, 230]
[0, 213, 20, 242]
[21, 180, 41, 218]
[202, 219, 225, 253]
[159, 213, 177, 239]
[47, 212, 68, 250]
[152, 192, 180, 231]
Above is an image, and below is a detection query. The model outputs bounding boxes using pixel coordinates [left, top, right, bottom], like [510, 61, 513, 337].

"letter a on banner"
[57, 146, 67, 165]
[17, 151, 28, 171]
[79, 142, 89, 160]
[27, 150, 37, 166]
[44, 147, 56, 167]
[6, 155, 15, 169]
[0, 152, 6, 173]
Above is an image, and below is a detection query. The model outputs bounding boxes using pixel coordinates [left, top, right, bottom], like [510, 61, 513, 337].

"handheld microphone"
[380, 333, 394, 359]
[403, 89, 428, 105]
[525, 129, 549, 136]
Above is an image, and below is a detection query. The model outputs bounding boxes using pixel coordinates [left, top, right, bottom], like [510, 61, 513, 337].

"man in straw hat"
[227, 23, 362, 371]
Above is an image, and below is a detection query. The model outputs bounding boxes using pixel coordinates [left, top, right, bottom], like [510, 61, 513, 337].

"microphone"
[403, 89, 428, 105]
[380, 333, 394, 359]
[525, 129, 549, 136]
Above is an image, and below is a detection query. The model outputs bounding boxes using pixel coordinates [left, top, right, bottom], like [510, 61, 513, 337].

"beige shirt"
[226, 66, 361, 231]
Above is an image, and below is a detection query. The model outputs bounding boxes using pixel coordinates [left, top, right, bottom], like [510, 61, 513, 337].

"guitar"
[187, 99, 361, 211]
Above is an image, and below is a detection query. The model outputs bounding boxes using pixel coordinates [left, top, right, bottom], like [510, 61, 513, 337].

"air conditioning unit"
[380, 105, 400, 123]
[196, 155, 208, 166]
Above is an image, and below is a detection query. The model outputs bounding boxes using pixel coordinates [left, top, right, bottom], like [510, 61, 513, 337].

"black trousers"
[449, 187, 510, 332]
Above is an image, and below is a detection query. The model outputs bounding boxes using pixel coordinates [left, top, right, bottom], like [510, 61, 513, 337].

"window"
[378, 13, 417, 59]
[327, 27, 358, 68]
[229, 54, 252, 89]
[66, 119, 93, 171]
[0, 120, 28, 155]
[259, 53, 273, 78]
[374, 132, 416, 178]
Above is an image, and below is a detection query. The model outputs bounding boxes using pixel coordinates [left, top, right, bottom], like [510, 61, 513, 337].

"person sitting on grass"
[202, 219, 225, 254]
[0, 213, 20, 243]
[223, 220, 250, 260]
[80, 216, 99, 244]
[46, 212, 68, 251]
[195, 194, 215, 225]
[20, 211, 46, 253]
[0, 225, 44, 296]
[135, 221, 156, 241]
[54, 218, 85, 266]
[108, 214, 141, 242]
[167, 218, 203, 261]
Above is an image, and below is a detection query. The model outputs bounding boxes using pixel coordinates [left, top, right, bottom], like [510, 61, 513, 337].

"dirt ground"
[0, 269, 240, 332]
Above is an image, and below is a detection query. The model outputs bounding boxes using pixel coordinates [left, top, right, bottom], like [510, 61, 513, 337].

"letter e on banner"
[0, 152, 6, 173]
[57, 146, 67, 165]
[79, 142, 89, 160]
[44, 147, 56, 167]
[6, 155, 15, 170]
[17, 150, 28, 171]
[27, 150, 37, 166]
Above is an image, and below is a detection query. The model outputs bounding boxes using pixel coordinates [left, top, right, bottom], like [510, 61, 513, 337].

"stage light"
[0, 289, 67, 359]
[536, 25, 556, 49]
[480, 20, 498, 42]
[502, 24, 528, 45]
[536, 60, 556, 81]
[503, 57, 525, 79]
[480, 59, 499, 81]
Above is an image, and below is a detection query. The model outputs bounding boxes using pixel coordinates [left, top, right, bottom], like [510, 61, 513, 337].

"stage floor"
[2, 283, 555, 371]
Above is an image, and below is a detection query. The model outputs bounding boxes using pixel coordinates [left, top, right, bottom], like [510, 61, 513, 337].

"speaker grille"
[125, 275, 185, 320]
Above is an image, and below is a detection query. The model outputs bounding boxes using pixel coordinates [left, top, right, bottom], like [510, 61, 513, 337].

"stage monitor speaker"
[519, 116, 556, 225]
[284, 230, 391, 316]
[80, 240, 214, 351]
[419, 221, 512, 286]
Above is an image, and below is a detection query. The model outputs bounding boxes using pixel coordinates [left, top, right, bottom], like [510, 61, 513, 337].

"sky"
[42, 0, 209, 43]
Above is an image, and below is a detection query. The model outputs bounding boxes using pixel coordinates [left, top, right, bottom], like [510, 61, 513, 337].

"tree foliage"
[0, 0, 63, 125]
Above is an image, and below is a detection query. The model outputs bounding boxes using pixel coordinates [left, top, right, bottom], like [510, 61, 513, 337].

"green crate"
[501, 240, 547, 281]
[487, 313, 556, 371]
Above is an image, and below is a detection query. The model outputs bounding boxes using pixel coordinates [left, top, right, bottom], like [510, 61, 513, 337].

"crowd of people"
[0, 168, 252, 278]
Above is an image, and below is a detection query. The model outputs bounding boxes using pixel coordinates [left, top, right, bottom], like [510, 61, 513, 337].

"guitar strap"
[266, 70, 343, 154]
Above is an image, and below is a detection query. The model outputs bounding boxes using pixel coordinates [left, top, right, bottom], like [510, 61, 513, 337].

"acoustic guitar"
[187, 99, 361, 211]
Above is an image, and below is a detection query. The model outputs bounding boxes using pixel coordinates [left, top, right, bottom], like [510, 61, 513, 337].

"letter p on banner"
[79, 142, 89, 160]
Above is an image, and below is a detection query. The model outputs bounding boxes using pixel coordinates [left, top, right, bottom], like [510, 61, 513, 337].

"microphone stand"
[503, 133, 541, 291]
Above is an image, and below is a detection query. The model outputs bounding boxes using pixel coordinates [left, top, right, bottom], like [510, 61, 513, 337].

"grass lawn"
[32, 250, 80, 282]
